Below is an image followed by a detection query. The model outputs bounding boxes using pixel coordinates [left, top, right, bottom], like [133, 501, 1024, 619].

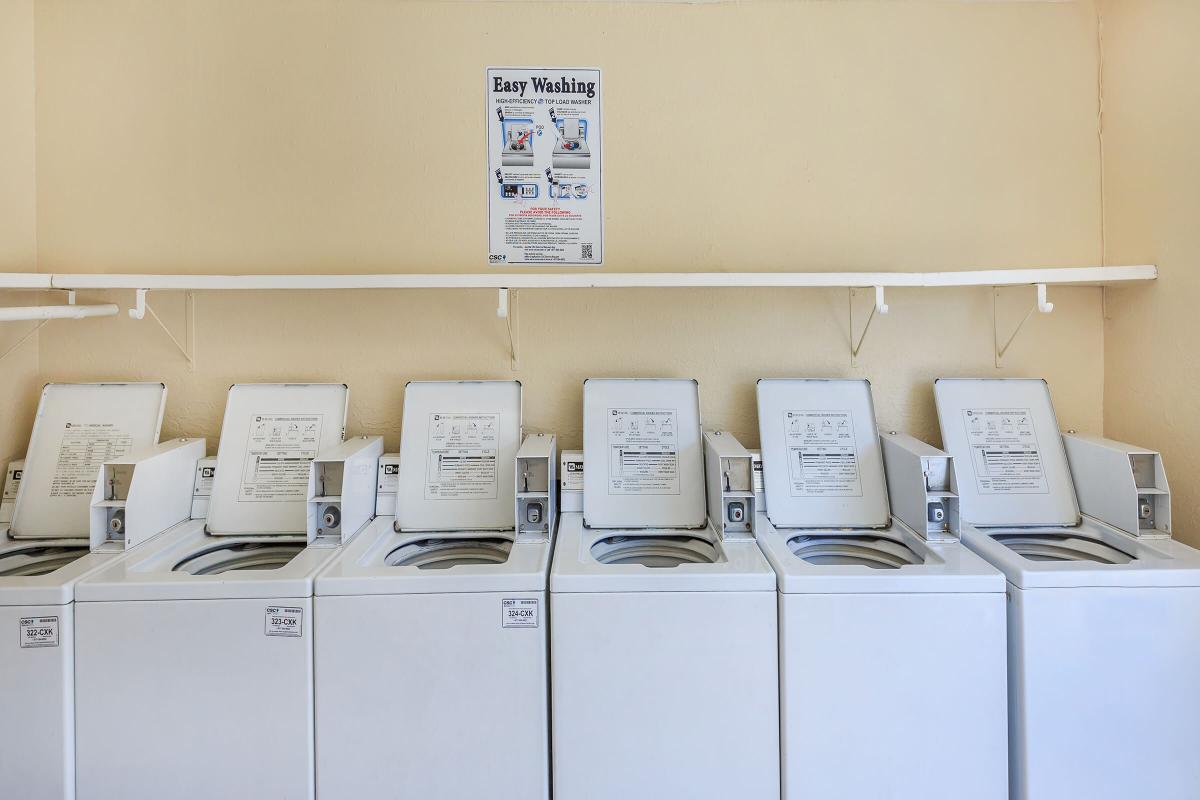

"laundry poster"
[486, 67, 603, 265]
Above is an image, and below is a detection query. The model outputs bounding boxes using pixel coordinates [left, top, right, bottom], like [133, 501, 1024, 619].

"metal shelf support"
[849, 286, 890, 364]
[497, 288, 519, 370]
[994, 283, 1055, 366]
[128, 289, 196, 370]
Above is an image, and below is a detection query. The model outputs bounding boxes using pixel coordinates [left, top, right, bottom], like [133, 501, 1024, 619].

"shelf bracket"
[129, 289, 196, 370]
[129, 288, 147, 320]
[496, 288, 518, 370]
[994, 283, 1054, 366]
[0, 319, 48, 365]
[0, 289, 90, 363]
[849, 286, 889, 365]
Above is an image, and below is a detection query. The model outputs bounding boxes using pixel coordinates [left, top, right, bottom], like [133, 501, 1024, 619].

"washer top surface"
[0, 530, 115, 606]
[582, 379, 706, 530]
[755, 514, 1004, 594]
[75, 520, 339, 601]
[396, 381, 522, 533]
[934, 378, 1080, 528]
[11, 382, 167, 540]
[207, 383, 349, 537]
[962, 517, 1200, 589]
[756, 379, 891, 529]
[316, 516, 551, 596]
[551, 512, 776, 593]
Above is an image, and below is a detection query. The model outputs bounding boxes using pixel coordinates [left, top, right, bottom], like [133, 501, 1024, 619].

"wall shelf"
[0, 265, 1156, 369]
[0, 264, 1157, 291]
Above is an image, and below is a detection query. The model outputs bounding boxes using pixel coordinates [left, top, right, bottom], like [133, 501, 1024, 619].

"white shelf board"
[0, 265, 1157, 292]
[20, 265, 1155, 291]
[0, 273, 52, 289]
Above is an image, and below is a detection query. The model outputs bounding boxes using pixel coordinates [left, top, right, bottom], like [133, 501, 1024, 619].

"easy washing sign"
[486, 67, 603, 266]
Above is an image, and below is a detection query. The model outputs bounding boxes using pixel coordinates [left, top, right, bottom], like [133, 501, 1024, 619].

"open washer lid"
[206, 383, 348, 536]
[582, 379, 706, 530]
[934, 378, 1080, 527]
[396, 381, 522, 532]
[10, 383, 167, 540]
[757, 379, 890, 529]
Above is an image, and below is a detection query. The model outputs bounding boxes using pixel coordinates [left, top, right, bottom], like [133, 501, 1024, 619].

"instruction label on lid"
[240, 415, 324, 502]
[19, 616, 59, 648]
[784, 411, 863, 497]
[425, 413, 499, 500]
[962, 408, 1048, 494]
[607, 408, 679, 496]
[51, 424, 135, 498]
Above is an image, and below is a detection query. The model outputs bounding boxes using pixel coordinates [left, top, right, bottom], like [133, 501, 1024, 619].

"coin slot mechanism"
[703, 431, 756, 541]
[516, 433, 557, 542]
[306, 436, 384, 547]
[879, 432, 960, 542]
[90, 438, 207, 552]
[1063, 433, 1173, 539]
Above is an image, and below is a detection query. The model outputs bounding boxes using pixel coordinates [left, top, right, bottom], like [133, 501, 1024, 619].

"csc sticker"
[265, 606, 303, 638]
[501, 598, 539, 629]
[19, 616, 59, 648]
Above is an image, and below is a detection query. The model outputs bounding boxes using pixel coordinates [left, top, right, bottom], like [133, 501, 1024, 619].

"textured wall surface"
[1100, 0, 1200, 546]
[36, 284, 1105, 454]
[33, 0, 1102, 273]
[0, 0, 41, 466]
[16, 1, 1109, 468]
[0, 0, 35, 272]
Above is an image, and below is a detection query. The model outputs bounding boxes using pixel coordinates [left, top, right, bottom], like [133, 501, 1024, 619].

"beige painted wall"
[1099, 0, 1200, 545]
[20, 2, 1110, 465]
[0, 0, 42, 466]
[0, 0, 35, 271]
[34, 0, 1102, 274]
[36, 284, 1105, 454]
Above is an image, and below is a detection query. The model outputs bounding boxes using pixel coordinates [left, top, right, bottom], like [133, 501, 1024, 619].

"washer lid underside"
[787, 534, 923, 569]
[590, 535, 719, 568]
[172, 542, 306, 576]
[991, 532, 1134, 564]
[0, 544, 89, 577]
[385, 537, 513, 569]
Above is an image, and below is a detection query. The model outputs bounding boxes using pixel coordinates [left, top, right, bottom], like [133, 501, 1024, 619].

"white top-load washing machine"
[550, 379, 780, 800]
[0, 382, 172, 800]
[314, 380, 554, 799]
[74, 383, 360, 800]
[752, 378, 1009, 800]
[933, 378, 1200, 800]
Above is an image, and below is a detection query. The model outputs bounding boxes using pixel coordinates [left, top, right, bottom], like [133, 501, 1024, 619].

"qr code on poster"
[581, 243, 593, 260]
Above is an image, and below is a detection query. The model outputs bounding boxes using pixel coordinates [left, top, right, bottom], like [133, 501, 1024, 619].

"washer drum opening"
[991, 532, 1133, 564]
[590, 535, 719, 568]
[787, 534, 923, 569]
[173, 542, 306, 576]
[386, 538, 513, 569]
[0, 544, 90, 577]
